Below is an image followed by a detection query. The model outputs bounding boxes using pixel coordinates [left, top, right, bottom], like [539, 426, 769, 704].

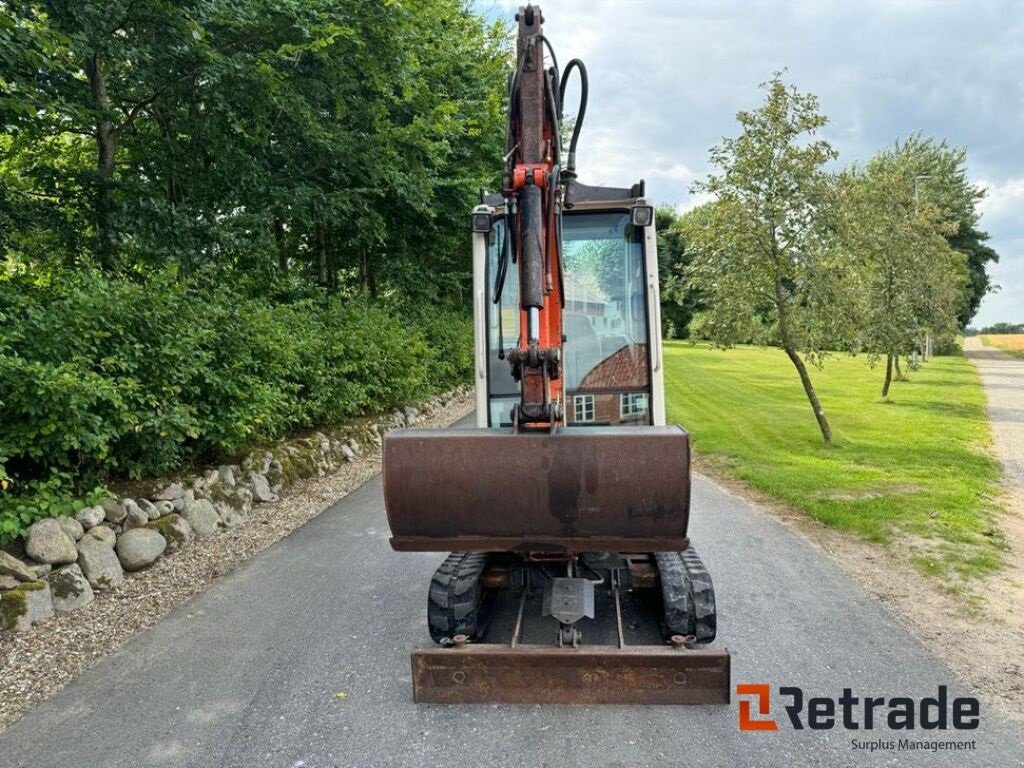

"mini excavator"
[383, 5, 730, 705]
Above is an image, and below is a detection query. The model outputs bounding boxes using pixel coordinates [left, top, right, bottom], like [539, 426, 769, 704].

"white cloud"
[677, 190, 716, 215]
[475, 0, 1024, 324]
[977, 177, 1024, 225]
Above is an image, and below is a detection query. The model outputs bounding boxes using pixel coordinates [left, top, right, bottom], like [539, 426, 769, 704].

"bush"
[0, 268, 471, 544]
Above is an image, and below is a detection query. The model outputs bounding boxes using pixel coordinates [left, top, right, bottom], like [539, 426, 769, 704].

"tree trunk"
[359, 250, 371, 297]
[86, 54, 117, 270]
[783, 344, 833, 445]
[881, 354, 894, 398]
[894, 356, 905, 381]
[775, 279, 832, 445]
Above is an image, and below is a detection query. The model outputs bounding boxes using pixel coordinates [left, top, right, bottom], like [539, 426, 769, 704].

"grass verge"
[663, 342, 1005, 586]
[980, 334, 1024, 358]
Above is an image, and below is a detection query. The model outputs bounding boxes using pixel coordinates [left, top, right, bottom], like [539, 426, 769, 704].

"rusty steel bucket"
[383, 426, 691, 553]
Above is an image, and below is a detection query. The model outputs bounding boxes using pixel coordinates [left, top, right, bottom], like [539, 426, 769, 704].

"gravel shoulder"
[965, 335, 1024, 490]
[0, 393, 475, 733]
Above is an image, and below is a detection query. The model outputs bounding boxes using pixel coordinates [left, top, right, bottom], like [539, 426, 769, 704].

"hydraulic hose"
[558, 58, 588, 180]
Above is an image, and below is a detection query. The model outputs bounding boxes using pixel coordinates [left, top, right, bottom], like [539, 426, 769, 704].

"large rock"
[153, 500, 175, 517]
[0, 581, 53, 631]
[249, 473, 278, 503]
[217, 465, 238, 488]
[214, 502, 246, 529]
[122, 499, 149, 531]
[101, 498, 127, 524]
[181, 497, 219, 538]
[0, 551, 35, 582]
[25, 518, 78, 565]
[115, 529, 167, 571]
[210, 481, 253, 513]
[154, 482, 186, 502]
[266, 461, 286, 491]
[138, 499, 161, 521]
[75, 505, 105, 530]
[85, 526, 116, 547]
[57, 516, 84, 541]
[0, 575, 19, 590]
[146, 514, 193, 552]
[48, 564, 94, 613]
[235, 486, 254, 512]
[76, 536, 124, 589]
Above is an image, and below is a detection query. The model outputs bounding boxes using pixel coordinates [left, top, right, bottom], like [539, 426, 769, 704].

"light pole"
[914, 174, 932, 360]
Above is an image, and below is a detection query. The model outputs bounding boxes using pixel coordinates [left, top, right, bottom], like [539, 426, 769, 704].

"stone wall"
[0, 386, 471, 632]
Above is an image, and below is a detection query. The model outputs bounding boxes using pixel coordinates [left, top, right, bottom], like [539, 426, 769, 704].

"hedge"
[0, 268, 472, 544]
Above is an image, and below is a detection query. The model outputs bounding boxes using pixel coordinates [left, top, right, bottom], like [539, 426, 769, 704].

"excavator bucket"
[383, 426, 691, 553]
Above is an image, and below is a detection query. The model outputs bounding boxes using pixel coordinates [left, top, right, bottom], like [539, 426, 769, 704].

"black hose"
[504, 33, 563, 173]
[544, 67, 561, 165]
[558, 58, 588, 175]
[544, 166, 559, 292]
[493, 217, 513, 360]
[492, 221, 509, 305]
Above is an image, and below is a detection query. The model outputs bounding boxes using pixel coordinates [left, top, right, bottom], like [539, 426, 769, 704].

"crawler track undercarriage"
[413, 548, 730, 705]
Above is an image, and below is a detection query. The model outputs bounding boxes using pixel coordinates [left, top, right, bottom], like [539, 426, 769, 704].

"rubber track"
[655, 547, 717, 643]
[427, 552, 493, 645]
[655, 552, 694, 637]
[681, 546, 717, 643]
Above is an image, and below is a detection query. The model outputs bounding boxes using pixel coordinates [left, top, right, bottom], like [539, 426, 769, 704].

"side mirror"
[631, 204, 654, 228]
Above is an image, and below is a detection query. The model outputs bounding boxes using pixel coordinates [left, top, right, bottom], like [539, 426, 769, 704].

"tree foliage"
[0, 267, 473, 545]
[836, 151, 968, 396]
[0, 0, 508, 294]
[654, 206, 703, 339]
[0, 0, 508, 541]
[869, 135, 993, 330]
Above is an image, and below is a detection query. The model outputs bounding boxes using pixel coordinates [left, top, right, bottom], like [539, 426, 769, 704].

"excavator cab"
[382, 4, 729, 704]
[479, 186, 664, 431]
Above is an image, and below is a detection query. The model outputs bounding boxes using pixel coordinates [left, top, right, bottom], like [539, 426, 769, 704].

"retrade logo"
[736, 684, 778, 731]
[735, 684, 980, 732]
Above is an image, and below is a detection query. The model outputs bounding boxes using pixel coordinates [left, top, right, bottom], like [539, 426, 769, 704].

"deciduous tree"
[683, 75, 850, 444]
[836, 162, 967, 397]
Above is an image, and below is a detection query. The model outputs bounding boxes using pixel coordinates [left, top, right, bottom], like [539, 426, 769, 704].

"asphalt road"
[2, 417, 1022, 768]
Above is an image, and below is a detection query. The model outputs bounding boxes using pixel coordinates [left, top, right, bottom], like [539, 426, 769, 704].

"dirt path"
[961, 336, 1024, 704]
[964, 336, 1024, 490]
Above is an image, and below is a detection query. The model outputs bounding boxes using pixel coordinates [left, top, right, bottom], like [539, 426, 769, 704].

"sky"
[475, 0, 1023, 327]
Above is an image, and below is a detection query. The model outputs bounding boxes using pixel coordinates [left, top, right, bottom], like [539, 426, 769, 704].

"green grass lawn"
[663, 342, 1005, 586]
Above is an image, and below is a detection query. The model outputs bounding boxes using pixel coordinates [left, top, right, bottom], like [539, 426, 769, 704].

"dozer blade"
[411, 645, 731, 705]
[384, 426, 691, 553]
